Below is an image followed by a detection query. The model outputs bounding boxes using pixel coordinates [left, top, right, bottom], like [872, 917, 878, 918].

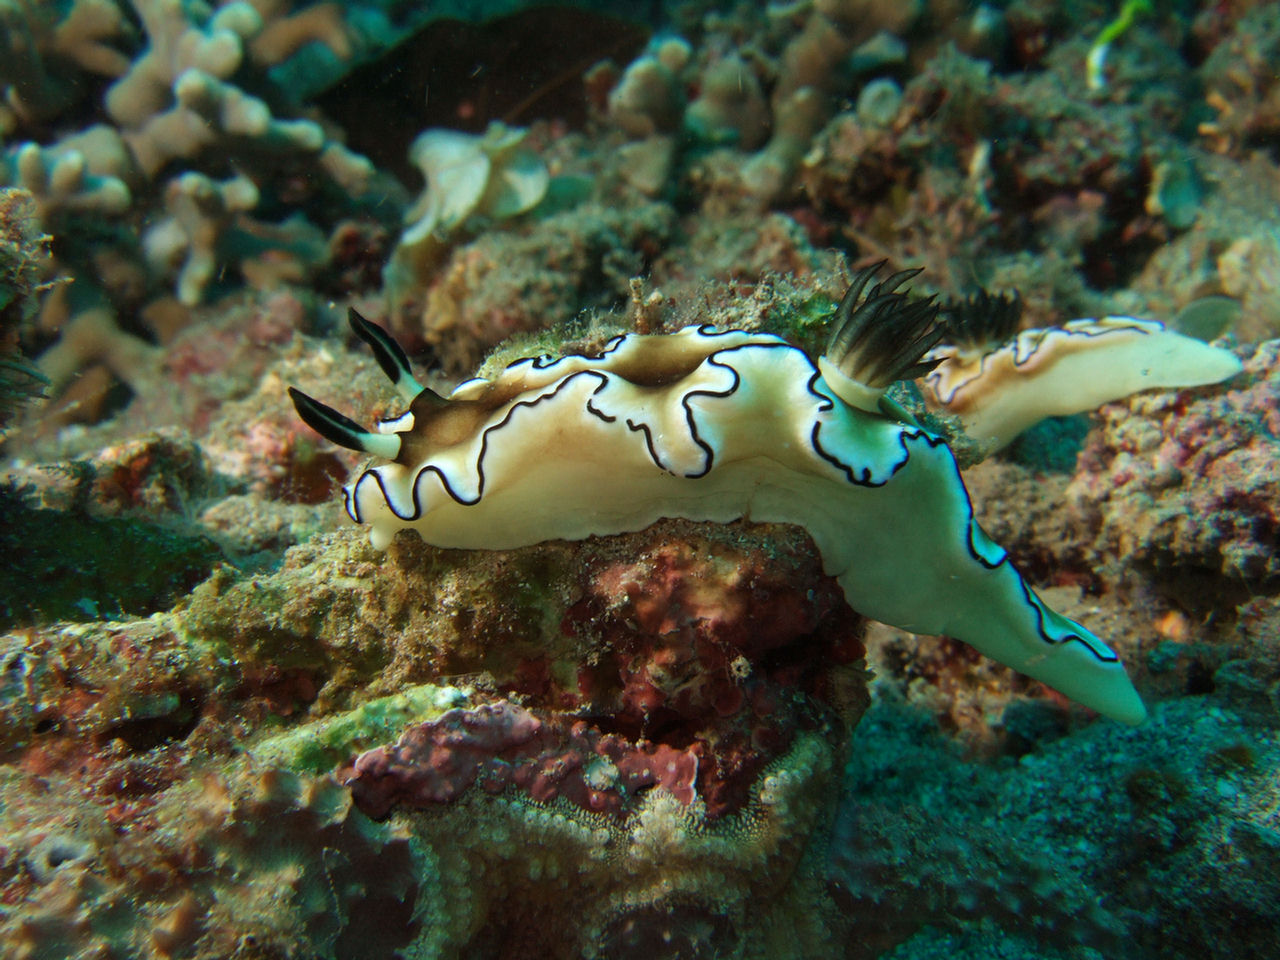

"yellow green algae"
[250, 682, 468, 774]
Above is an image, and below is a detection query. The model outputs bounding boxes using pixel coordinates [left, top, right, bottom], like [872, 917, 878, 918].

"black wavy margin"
[805, 384, 1007, 573]
[350, 331, 782, 521]
[1016, 577, 1119, 661]
[345, 335, 1116, 664]
[497, 324, 744, 378]
[926, 319, 1162, 406]
[350, 369, 615, 520]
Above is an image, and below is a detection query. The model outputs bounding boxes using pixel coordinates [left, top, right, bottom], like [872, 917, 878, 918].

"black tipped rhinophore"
[347, 307, 440, 405]
[825, 262, 945, 389]
[941, 289, 1024, 351]
[349, 307, 414, 386]
[289, 386, 372, 453]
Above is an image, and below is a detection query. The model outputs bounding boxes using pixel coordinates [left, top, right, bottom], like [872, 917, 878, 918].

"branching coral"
[592, 1, 926, 206]
[2, 132, 134, 222]
[605, 36, 690, 139]
[0, 0, 131, 124]
[0, 0, 375, 316]
[93, 0, 366, 185]
[143, 171, 261, 306]
[35, 306, 159, 399]
[685, 53, 770, 149]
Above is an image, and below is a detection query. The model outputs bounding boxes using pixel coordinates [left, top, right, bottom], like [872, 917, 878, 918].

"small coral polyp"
[291, 273, 1148, 726]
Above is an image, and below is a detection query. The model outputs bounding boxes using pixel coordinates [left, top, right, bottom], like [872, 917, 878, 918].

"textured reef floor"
[2, 1, 1280, 958]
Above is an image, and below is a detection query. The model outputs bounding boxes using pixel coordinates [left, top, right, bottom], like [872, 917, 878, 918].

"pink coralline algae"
[1068, 341, 1278, 584]
[348, 701, 700, 819]
[575, 538, 855, 721]
[346, 520, 867, 825]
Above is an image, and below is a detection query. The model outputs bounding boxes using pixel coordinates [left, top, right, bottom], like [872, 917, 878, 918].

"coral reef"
[1, 0, 1280, 957]
[1132, 151, 1280, 342]
[0, 514, 866, 959]
[385, 122, 550, 310]
[0, 758, 423, 960]
[1197, 4, 1280, 155]
[0, 0, 386, 349]
[407, 198, 676, 373]
[828, 695, 1280, 960]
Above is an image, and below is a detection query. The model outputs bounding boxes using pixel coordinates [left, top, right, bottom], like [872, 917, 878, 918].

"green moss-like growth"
[251, 682, 469, 774]
[0, 484, 225, 629]
[0, 189, 50, 430]
[771, 291, 839, 350]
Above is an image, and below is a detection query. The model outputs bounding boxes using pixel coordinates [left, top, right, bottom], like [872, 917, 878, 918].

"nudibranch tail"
[348, 307, 427, 403]
[288, 386, 402, 460]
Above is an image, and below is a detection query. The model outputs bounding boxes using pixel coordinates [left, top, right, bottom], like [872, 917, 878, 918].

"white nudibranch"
[290, 265, 1148, 725]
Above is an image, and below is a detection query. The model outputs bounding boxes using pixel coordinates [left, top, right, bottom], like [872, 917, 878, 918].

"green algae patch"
[0, 487, 224, 629]
[251, 683, 470, 774]
[772, 291, 839, 347]
[179, 531, 397, 687]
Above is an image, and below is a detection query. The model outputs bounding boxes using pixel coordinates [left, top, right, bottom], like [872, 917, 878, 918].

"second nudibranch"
[290, 266, 1147, 725]
[925, 290, 1243, 452]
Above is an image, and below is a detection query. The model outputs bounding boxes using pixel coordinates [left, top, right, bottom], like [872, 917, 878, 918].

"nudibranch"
[927, 291, 1243, 451]
[289, 267, 1147, 725]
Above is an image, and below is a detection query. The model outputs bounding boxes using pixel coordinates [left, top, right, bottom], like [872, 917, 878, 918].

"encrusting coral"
[0, 501, 869, 958]
[1067, 339, 1280, 588]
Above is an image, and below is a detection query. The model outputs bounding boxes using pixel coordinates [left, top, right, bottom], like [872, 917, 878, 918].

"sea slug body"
[291, 276, 1147, 725]
[927, 300, 1244, 452]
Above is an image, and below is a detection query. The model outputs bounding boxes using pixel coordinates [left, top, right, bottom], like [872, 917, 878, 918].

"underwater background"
[2, 0, 1279, 957]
